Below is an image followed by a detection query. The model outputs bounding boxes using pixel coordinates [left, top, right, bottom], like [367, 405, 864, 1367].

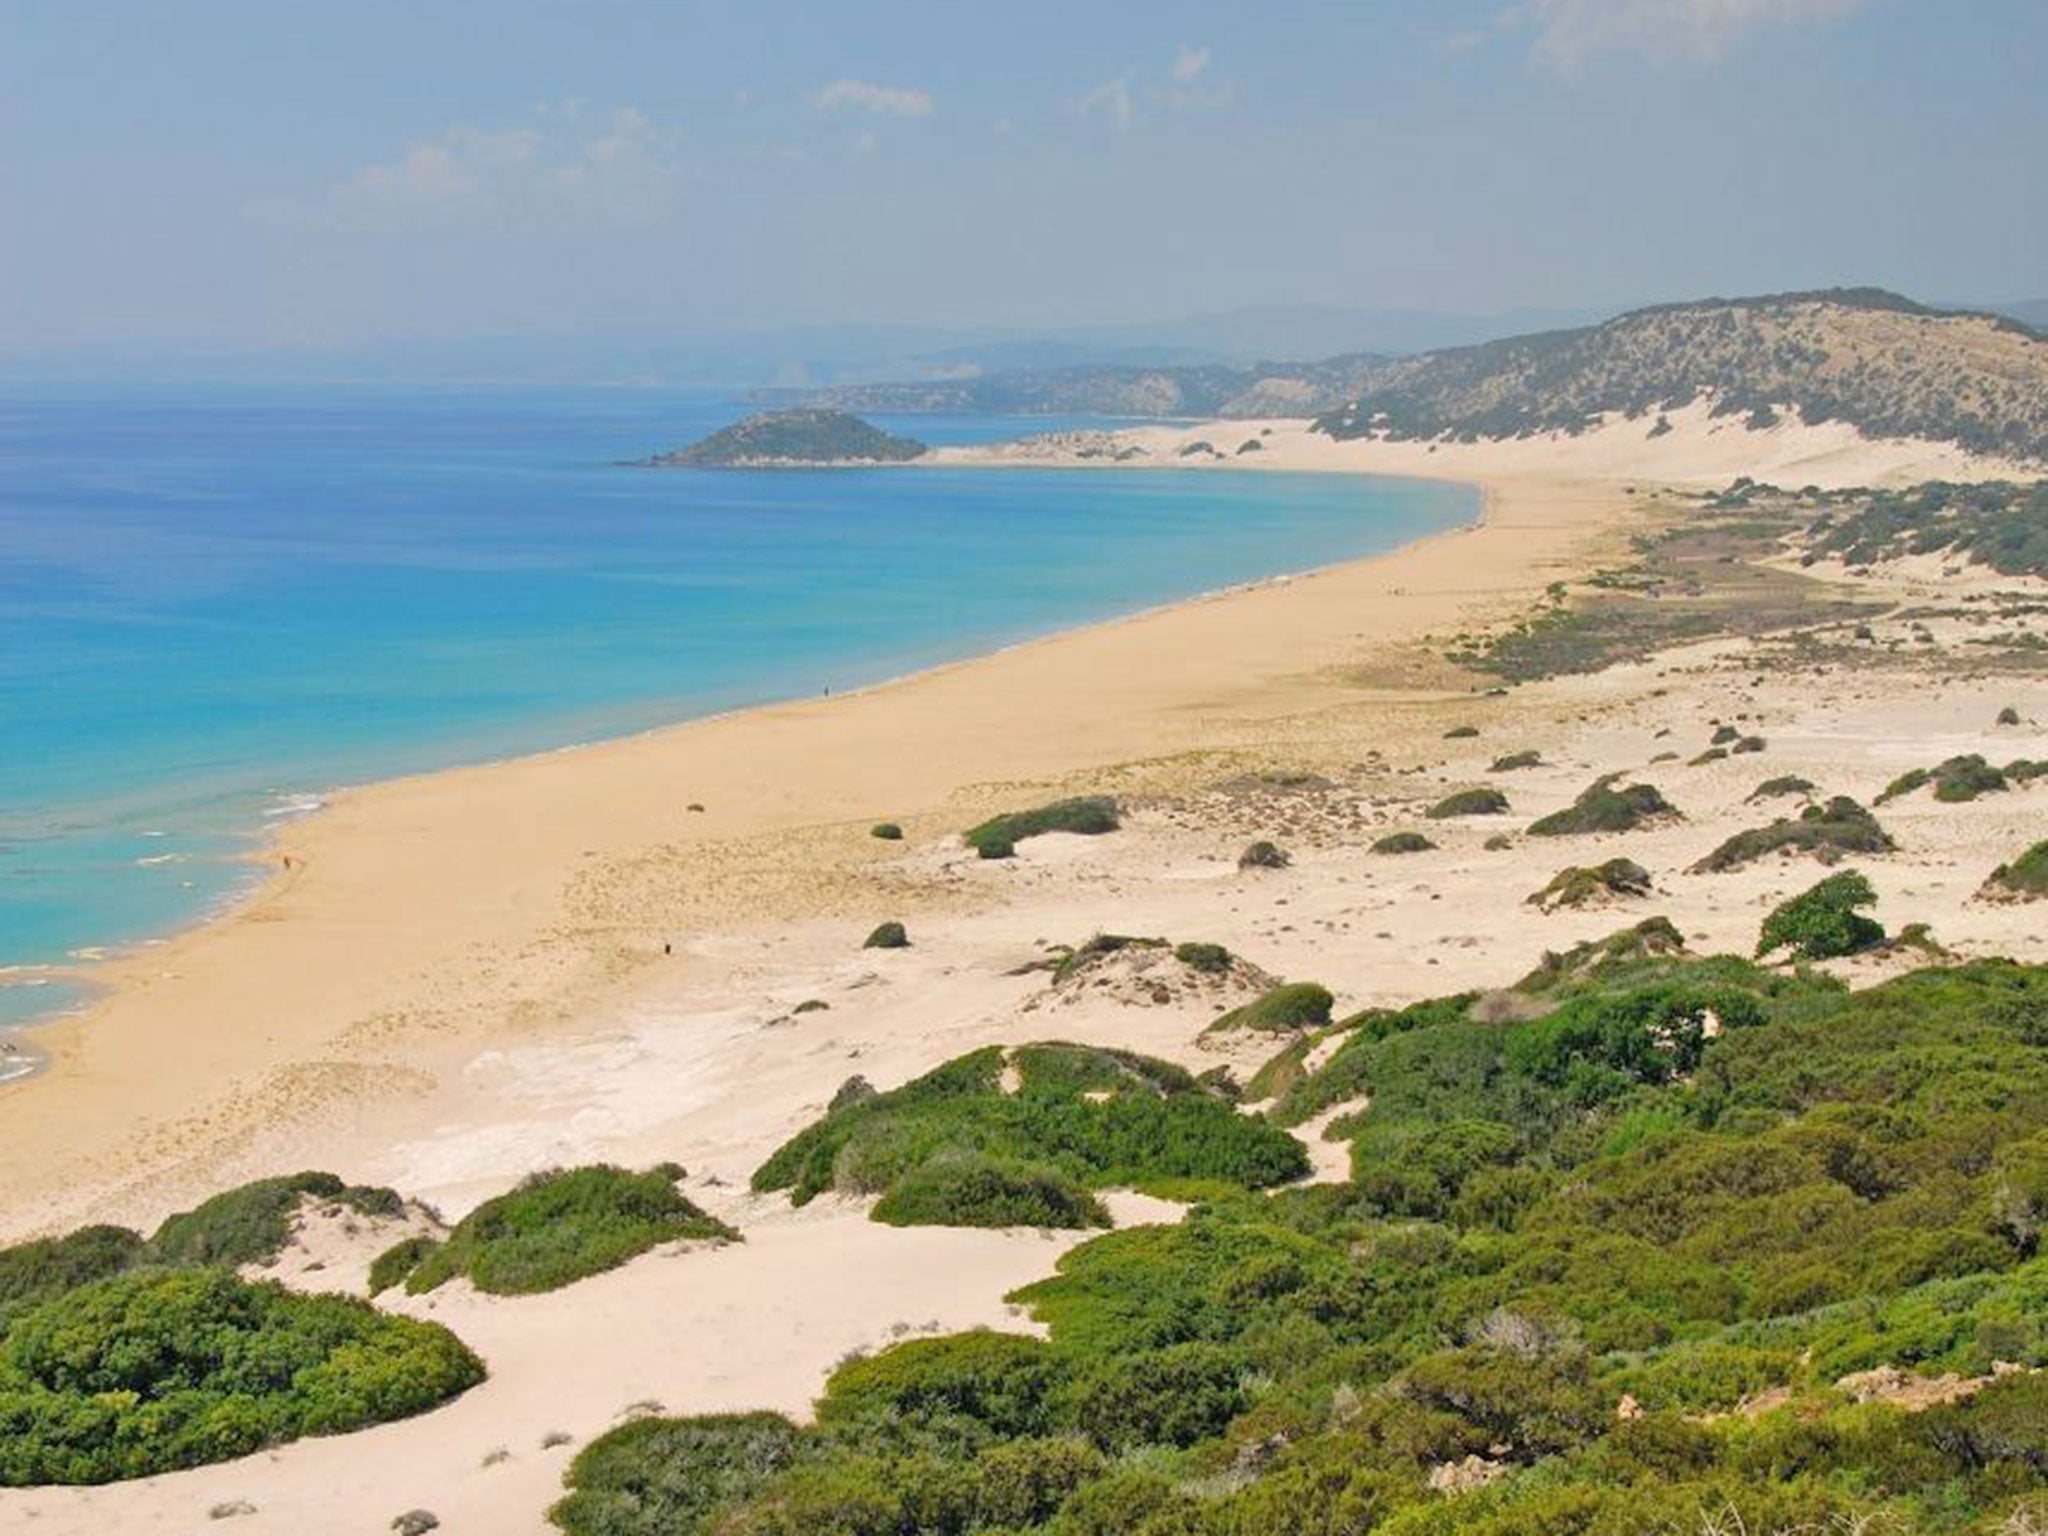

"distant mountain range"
[802, 289, 2048, 463]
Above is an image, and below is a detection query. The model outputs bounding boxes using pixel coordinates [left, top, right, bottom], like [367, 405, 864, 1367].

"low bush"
[872, 1151, 1110, 1229]
[1692, 796, 1894, 872]
[1985, 839, 2048, 900]
[1208, 983, 1335, 1034]
[964, 797, 1120, 859]
[752, 1043, 1306, 1222]
[150, 1172, 403, 1270]
[0, 1226, 148, 1321]
[551, 1411, 806, 1536]
[1747, 774, 1815, 801]
[0, 1268, 481, 1485]
[1427, 787, 1510, 819]
[1443, 725, 1479, 739]
[1528, 859, 1652, 910]
[1238, 840, 1290, 870]
[1757, 870, 1886, 960]
[404, 1165, 735, 1296]
[1173, 941, 1233, 974]
[870, 822, 904, 841]
[367, 1235, 439, 1297]
[863, 921, 909, 950]
[1490, 750, 1543, 772]
[1877, 753, 2009, 804]
[1372, 831, 1436, 854]
[1528, 775, 1677, 837]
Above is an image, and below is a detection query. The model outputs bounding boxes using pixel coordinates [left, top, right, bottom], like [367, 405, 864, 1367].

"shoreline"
[0, 441, 1594, 1238]
[0, 465, 1483, 1072]
[0, 406, 2030, 1243]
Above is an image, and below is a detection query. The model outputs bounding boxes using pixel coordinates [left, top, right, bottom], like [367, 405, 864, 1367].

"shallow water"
[0, 384, 1475, 1016]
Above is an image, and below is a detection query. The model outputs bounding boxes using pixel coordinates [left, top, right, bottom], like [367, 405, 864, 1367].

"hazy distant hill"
[790, 354, 1396, 420]
[1314, 289, 2048, 461]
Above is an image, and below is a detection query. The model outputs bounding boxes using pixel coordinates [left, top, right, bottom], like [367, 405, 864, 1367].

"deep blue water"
[0, 385, 1475, 1033]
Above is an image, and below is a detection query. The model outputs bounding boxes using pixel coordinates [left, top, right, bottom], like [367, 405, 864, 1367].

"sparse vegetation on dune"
[1372, 830, 1436, 854]
[1206, 982, 1335, 1035]
[964, 796, 1121, 859]
[1489, 750, 1542, 772]
[1527, 774, 1677, 837]
[750, 1043, 1307, 1225]
[1237, 839, 1290, 869]
[1747, 774, 1815, 802]
[149, 1171, 404, 1270]
[863, 920, 910, 949]
[1693, 795, 1895, 873]
[393, 1164, 735, 1297]
[1806, 479, 2048, 579]
[578, 947, 2048, 1536]
[1527, 858, 1652, 910]
[1984, 839, 2048, 901]
[1877, 753, 2028, 804]
[1426, 786, 1510, 819]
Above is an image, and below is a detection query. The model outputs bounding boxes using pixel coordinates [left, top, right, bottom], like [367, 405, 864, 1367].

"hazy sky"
[2, 0, 2043, 355]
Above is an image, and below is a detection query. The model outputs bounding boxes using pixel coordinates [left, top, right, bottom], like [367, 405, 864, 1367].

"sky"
[1, 0, 2043, 362]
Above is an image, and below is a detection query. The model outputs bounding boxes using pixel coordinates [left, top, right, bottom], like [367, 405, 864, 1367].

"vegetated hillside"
[1314, 289, 2048, 460]
[647, 408, 927, 466]
[788, 353, 1393, 420]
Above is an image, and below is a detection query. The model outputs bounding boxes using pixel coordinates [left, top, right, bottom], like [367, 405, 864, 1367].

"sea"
[0, 384, 1476, 1051]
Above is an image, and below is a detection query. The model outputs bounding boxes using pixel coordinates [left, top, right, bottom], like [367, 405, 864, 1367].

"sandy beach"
[2, 409, 2042, 1535]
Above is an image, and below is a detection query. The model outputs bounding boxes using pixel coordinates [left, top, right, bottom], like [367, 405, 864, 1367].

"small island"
[643, 408, 928, 468]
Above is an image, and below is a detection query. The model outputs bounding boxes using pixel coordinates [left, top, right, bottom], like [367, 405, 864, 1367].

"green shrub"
[1692, 796, 1893, 872]
[1238, 840, 1290, 870]
[1489, 751, 1542, 772]
[404, 1165, 735, 1296]
[1065, 1341, 1247, 1451]
[1050, 933, 1163, 982]
[1528, 859, 1652, 909]
[872, 1152, 1109, 1230]
[150, 1172, 403, 1270]
[863, 921, 909, 950]
[1427, 787, 1510, 818]
[870, 822, 904, 841]
[1878, 753, 2009, 804]
[367, 1235, 439, 1296]
[552, 1412, 805, 1536]
[1756, 871, 1886, 960]
[1527, 775, 1676, 836]
[1747, 774, 1815, 802]
[1987, 840, 2048, 899]
[818, 1331, 1065, 1444]
[1372, 831, 1436, 854]
[964, 797, 1120, 859]
[752, 1042, 1306, 1222]
[0, 1226, 148, 1320]
[1173, 941, 1233, 974]
[0, 1268, 481, 1485]
[1443, 725, 1479, 739]
[1207, 983, 1334, 1034]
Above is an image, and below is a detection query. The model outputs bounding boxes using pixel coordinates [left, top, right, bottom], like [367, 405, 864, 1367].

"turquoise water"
[0, 385, 1475, 1029]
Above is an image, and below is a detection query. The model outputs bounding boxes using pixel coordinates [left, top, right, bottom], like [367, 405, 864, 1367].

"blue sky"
[1, 0, 2043, 356]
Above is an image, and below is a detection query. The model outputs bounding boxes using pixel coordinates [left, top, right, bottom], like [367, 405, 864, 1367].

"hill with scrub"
[1313, 289, 2048, 461]
[797, 290, 2048, 464]
[646, 408, 928, 467]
